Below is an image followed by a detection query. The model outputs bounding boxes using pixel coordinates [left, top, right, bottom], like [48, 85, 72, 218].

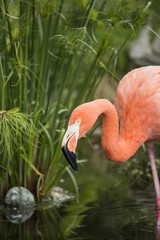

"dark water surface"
[0, 179, 159, 240]
[0, 189, 158, 240]
[0, 149, 159, 240]
[69, 192, 157, 240]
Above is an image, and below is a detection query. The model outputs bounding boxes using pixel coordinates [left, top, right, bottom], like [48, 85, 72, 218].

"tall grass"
[0, 0, 148, 199]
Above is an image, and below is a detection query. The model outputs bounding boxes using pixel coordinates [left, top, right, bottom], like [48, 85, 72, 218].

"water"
[0, 149, 159, 239]
[69, 192, 157, 240]
[0, 189, 158, 240]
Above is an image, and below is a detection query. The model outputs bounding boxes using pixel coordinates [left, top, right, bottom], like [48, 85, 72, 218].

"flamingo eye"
[75, 119, 81, 125]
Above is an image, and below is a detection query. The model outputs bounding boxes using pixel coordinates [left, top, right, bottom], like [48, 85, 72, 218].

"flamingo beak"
[61, 124, 79, 171]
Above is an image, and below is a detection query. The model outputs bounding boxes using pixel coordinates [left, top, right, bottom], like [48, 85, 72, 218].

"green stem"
[53, 0, 65, 35]
[0, 57, 5, 110]
[3, 0, 14, 106]
[84, 0, 97, 27]
[3, 0, 14, 54]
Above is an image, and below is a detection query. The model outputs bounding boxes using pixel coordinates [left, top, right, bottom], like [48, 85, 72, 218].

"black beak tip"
[61, 145, 78, 171]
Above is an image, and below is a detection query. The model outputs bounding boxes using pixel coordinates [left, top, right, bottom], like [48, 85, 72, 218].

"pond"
[0, 190, 158, 240]
[0, 148, 159, 240]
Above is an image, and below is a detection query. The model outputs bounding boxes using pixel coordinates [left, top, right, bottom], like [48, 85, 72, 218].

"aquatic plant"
[0, 0, 149, 199]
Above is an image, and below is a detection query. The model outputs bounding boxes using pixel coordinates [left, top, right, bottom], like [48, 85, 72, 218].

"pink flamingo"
[62, 66, 160, 213]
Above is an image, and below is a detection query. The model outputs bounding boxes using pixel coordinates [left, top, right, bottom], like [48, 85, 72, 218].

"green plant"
[0, 0, 149, 199]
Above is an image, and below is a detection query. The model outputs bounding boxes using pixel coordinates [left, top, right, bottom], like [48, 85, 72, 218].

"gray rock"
[4, 187, 35, 208]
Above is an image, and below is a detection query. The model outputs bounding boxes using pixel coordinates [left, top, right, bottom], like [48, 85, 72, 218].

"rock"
[41, 186, 74, 207]
[4, 187, 35, 208]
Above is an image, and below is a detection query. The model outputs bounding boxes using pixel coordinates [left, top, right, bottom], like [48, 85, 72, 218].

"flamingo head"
[61, 102, 98, 171]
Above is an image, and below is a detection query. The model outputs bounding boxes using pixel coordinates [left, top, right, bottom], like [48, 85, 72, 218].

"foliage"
[120, 143, 160, 190]
[0, 0, 149, 199]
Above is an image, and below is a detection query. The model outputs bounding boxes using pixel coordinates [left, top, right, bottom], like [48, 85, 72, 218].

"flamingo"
[61, 66, 160, 212]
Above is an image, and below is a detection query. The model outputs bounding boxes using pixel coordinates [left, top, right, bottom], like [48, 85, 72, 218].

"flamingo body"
[61, 66, 160, 213]
[115, 66, 160, 142]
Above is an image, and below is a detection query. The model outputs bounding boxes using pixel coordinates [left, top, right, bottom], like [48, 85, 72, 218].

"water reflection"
[5, 207, 34, 224]
[0, 153, 160, 239]
[0, 204, 65, 240]
[0, 189, 159, 239]
[69, 192, 157, 240]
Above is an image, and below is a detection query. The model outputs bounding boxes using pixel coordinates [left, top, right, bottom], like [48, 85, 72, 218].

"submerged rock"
[4, 187, 35, 208]
[42, 186, 75, 207]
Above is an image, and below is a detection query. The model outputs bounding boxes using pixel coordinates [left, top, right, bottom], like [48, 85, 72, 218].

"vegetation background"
[0, 0, 159, 201]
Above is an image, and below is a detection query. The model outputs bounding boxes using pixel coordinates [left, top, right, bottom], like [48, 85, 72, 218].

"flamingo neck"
[94, 99, 143, 162]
